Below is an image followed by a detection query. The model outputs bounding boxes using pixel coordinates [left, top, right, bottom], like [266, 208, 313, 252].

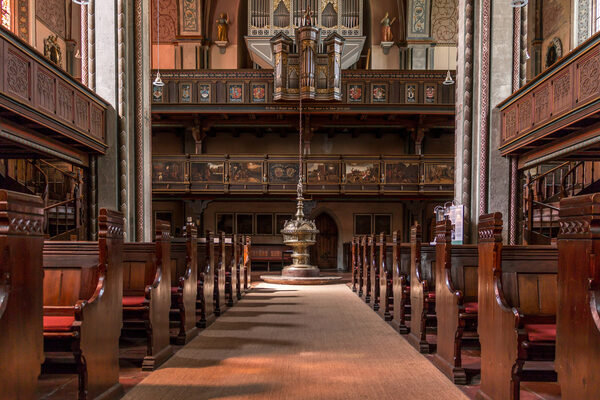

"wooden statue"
[216, 13, 229, 42]
[380, 12, 396, 42]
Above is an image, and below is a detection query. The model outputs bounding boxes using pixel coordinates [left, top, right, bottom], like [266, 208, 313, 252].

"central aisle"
[123, 283, 468, 400]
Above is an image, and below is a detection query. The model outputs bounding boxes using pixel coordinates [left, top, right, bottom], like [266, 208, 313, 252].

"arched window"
[1, 0, 12, 31]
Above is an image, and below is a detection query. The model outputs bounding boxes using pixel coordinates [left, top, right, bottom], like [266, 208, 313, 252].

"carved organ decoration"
[272, 10, 344, 101]
[246, 0, 364, 69]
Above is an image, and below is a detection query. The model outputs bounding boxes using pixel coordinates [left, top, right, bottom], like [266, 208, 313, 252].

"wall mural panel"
[190, 162, 224, 183]
[408, 0, 429, 37]
[152, 0, 177, 43]
[345, 162, 379, 184]
[385, 162, 419, 184]
[268, 162, 299, 184]
[182, 0, 199, 32]
[424, 163, 454, 184]
[36, 0, 66, 38]
[431, 0, 457, 44]
[230, 162, 263, 183]
[307, 162, 340, 183]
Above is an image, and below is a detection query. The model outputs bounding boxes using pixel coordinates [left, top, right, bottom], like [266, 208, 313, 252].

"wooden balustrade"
[0, 28, 107, 154]
[152, 154, 454, 196]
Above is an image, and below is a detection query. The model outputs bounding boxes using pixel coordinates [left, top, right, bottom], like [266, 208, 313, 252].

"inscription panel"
[576, 49, 600, 104]
[533, 82, 551, 124]
[518, 95, 533, 132]
[5, 46, 30, 102]
[36, 67, 56, 114]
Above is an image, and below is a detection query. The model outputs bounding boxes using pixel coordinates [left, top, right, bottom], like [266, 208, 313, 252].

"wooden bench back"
[499, 246, 558, 315]
[43, 242, 100, 309]
[123, 243, 158, 296]
[171, 239, 187, 283]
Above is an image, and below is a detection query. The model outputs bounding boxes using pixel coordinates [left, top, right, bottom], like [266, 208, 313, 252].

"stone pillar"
[456, 0, 513, 242]
[134, 0, 153, 242]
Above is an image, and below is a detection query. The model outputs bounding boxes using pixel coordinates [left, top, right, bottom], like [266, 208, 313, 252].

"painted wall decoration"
[348, 84, 363, 102]
[190, 162, 224, 183]
[230, 162, 263, 183]
[424, 163, 454, 184]
[199, 84, 211, 102]
[406, 84, 417, 103]
[180, 83, 192, 103]
[252, 83, 267, 103]
[152, 0, 177, 42]
[425, 84, 436, 103]
[385, 162, 420, 184]
[36, 0, 66, 38]
[17, 0, 28, 41]
[307, 162, 340, 183]
[228, 83, 244, 103]
[409, 0, 428, 36]
[268, 162, 299, 184]
[577, 0, 590, 45]
[345, 162, 380, 184]
[372, 84, 387, 102]
[431, 0, 458, 44]
[182, 0, 199, 32]
[153, 161, 185, 182]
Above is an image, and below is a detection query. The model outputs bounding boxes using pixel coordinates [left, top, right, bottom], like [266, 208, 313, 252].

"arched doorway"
[310, 213, 338, 269]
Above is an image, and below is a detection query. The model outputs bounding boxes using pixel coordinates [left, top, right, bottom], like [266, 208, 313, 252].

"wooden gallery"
[0, 0, 599, 399]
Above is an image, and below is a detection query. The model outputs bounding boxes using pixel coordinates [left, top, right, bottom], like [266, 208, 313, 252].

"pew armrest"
[493, 269, 520, 325]
[145, 265, 163, 299]
[415, 259, 425, 285]
[0, 272, 10, 320]
[85, 263, 107, 306]
[590, 289, 600, 333]
[444, 268, 462, 301]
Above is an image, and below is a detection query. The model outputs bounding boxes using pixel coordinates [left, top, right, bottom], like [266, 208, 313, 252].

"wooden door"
[311, 213, 338, 269]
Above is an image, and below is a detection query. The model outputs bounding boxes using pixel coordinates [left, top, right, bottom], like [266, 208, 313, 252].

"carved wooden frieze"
[5, 48, 30, 101]
[498, 34, 600, 156]
[0, 29, 108, 153]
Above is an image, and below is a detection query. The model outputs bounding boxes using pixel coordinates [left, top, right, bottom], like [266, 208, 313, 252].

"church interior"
[1, 0, 600, 399]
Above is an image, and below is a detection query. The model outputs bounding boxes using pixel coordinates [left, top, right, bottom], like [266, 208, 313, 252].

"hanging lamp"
[443, 46, 455, 86]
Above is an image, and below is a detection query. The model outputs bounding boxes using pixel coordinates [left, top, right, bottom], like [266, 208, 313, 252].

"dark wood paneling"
[0, 190, 44, 400]
[556, 194, 600, 398]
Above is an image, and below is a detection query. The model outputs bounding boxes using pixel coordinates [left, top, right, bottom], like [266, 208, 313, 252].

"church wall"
[201, 199, 405, 269]
[541, 0, 572, 69]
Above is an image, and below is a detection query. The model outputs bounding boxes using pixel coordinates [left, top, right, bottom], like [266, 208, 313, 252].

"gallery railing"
[497, 31, 600, 157]
[150, 69, 455, 107]
[0, 28, 108, 153]
[152, 154, 454, 195]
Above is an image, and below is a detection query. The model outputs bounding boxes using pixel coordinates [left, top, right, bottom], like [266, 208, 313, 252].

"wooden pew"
[556, 194, 600, 398]
[122, 221, 173, 371]
[196, 232, 215, 328]
[234, 234, 243, 299]
[361, 235, 374, 303]
[477, 213, 558, 400]
[213, 232, 227, 316]
[169, 218, 198, 344]
[224, 234, 238, 307]
[431, 218, 479, 384]
[0, 190, 44, 400]
[406, 223, 437, 353]
[357, 236, 365, 297]
[249, 244, 291, 269]
[370, 234, 382, 311]
[391, 234, 411, 334]
[351, 237, 358, 292]
[243, 235, 252, 291]
[43, 209, 124, 399]
[377, 233, 394, 321]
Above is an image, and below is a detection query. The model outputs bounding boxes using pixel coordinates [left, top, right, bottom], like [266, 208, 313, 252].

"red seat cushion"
[463, 302, 478, 314]
[525, 324, 556, 342]
[43, 316, 75, 332]
[171, 287, 179, 294]
[427, 292, 436, 299]
[122, 296, 147, 307]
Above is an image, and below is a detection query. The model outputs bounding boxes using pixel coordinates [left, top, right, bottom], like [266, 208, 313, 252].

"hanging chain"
[298, 85, 303, 199]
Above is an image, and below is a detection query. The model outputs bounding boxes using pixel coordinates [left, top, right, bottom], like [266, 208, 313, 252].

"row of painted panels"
[152, 80, 446, 105]
[152, 159, 454, 185]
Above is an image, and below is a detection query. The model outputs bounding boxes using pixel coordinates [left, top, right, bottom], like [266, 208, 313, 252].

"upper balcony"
[498, 32, 600, 167]
[0, 28, 108, 160]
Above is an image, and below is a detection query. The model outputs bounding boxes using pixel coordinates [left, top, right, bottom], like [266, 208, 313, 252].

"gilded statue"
[380, 12, 396, 42]
[303, 5, 313, 27]
[44, 35, 62, 66]
[216, 13, 229, 42]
